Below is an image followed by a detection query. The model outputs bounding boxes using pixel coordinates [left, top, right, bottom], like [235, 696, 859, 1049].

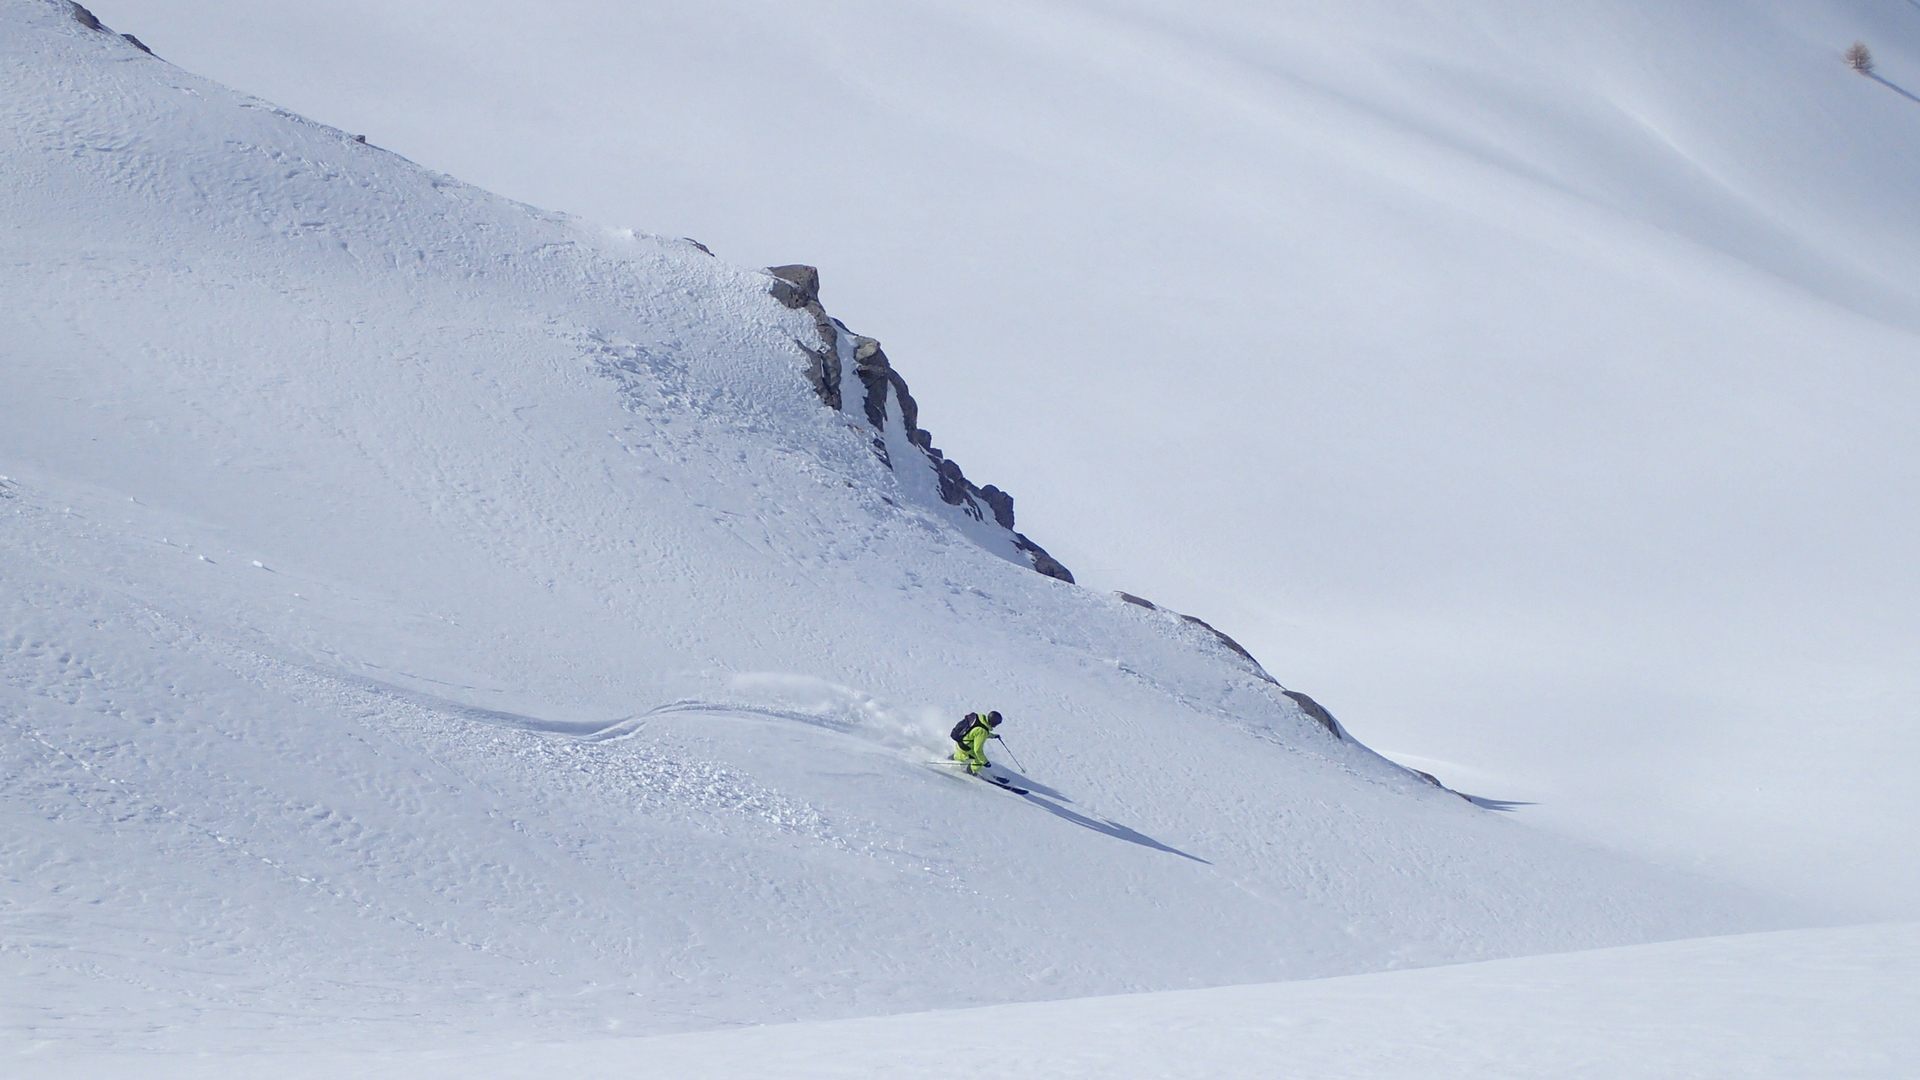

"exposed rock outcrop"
[68, 3, 156, 57]
[1280, 689, 1345, 740]
[767, 264, 1073, 584]
[1015, 534, 1073, 582]
[768, 264, 843, 412]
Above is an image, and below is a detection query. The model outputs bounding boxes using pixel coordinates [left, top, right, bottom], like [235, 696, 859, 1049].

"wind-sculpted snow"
[1, 0, 1802, 1056]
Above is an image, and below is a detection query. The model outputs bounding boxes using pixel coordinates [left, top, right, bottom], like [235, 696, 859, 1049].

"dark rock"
[845, 337, 924, 441]
[682, 237, 714, 256]
[795, 339, 840, 412]
[1177, 613, 1266, 673]
[70, 3, 102, 30]
[1276, 692, 1461, 796]
[1116, 592, 1157, 609]
[766, 264, 820, 308]
[121, 33, 152, 54]
[936, 458, 970, 508]
[768, 261, 1073, 583]
[885, 370, 918, 433]
[858, 369, 892, 430]
[765, 266, 844, 415]
[769, 281, 805, 309]
[811, 310, 841, 366]
[353, 134, 367, 143]
[1281, 690, 1343, 740]
[928, 455, 994, 524]
[850, 337, 891, 427]
[1014, 534, 1075, 583]
[976, 485, 1015, 530]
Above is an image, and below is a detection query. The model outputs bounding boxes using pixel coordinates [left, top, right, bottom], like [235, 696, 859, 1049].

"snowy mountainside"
[106, 0, 1920, 917]
[3, 0, 1797, 1053]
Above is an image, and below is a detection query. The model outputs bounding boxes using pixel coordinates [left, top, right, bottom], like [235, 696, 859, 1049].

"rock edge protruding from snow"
[767, 262, 1074, 583]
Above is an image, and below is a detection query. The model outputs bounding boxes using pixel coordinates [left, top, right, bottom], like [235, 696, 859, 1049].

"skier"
[950, 710, 1003, 775]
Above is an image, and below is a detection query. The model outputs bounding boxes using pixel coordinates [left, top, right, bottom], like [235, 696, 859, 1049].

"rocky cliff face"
[766, 263, 1073, 584]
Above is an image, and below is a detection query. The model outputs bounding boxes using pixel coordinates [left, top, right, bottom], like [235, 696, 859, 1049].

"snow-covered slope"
[22, 923, 1917, 1079]
[84, 0, 1920, 916]
[1, 0, 1801, 1054]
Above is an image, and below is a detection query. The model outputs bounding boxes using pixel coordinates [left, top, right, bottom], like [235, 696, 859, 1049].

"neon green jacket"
[954, 714, 994, 768]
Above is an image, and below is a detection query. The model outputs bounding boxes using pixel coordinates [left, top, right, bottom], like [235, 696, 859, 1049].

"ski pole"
[994, 733, 1027, 773]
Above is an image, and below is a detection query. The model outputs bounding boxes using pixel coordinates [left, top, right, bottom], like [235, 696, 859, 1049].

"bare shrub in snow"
[1846, 42, 1874, 74]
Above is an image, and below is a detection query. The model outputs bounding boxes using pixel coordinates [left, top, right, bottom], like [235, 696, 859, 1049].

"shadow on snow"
[1463, 794, 1535, 812]
[1868, 72, 1920, 105]
[991, 770, 1210, 864]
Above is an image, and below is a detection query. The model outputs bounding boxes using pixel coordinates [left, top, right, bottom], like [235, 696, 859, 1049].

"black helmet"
[987, 710, 1003, 726]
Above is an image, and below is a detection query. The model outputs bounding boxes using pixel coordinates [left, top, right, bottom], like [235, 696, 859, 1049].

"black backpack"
[950, 714, 982, 744]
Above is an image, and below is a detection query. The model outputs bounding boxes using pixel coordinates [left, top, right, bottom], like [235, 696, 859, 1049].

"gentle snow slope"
[0, 0, 1800, 1052]
[19, 923, 1918, 1079]
[84, 0, 1920, 915]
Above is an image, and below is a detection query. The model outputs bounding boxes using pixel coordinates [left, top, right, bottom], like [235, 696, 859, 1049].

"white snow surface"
[19, 923, 1918, 1079]
[77, 0, 1920, 918]
[0, 0, 1815, 1057]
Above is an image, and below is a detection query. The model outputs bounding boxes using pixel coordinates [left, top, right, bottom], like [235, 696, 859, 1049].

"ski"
[925, 761, 1029, 795]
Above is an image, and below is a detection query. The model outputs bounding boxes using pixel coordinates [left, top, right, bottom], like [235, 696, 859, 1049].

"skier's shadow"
[999, 774, 1210, 863]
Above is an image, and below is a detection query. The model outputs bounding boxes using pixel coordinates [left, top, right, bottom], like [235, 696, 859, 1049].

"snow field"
[15, 923, 1917, 1079]
[73, 0, 1920, 916]
[0, 0, 1866, 1066]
